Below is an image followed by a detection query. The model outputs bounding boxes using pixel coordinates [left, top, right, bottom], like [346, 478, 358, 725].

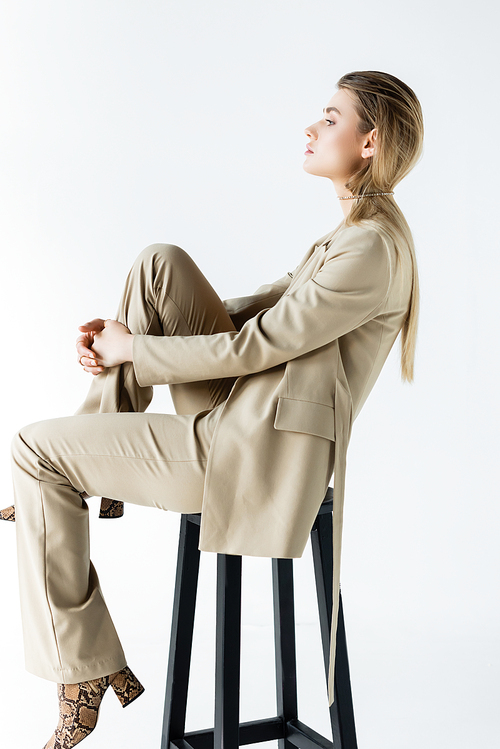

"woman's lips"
[305, 147, 314, 155]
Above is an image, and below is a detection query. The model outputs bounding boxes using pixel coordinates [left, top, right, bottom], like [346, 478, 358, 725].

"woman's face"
[303, 88, 375, 187]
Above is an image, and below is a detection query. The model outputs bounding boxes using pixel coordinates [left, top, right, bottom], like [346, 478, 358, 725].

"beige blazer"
[133, 219, 412, 703]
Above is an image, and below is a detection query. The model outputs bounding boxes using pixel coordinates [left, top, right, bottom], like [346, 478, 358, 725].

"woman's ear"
[361, 128, 377, 160]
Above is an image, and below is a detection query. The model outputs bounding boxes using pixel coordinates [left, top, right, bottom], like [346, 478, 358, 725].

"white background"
[0, 1, 499, 747]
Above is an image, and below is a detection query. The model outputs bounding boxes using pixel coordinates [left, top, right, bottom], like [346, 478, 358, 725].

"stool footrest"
[171, 740, 199, 749]
[287, 719, 333, 749]
[170, 715, 335, 749]
[170, 716, 334, 749]
[171, 717, 283, 749]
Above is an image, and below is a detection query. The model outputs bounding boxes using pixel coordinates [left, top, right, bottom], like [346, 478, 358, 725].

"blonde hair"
[336, 71, 424, 382]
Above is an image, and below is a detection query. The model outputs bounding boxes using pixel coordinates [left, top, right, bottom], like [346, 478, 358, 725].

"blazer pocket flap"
[274, 397, 335, 442]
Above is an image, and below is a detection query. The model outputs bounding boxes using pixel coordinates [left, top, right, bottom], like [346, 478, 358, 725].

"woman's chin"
[302, 160, 317, 174]
[302, 162, 329, 179]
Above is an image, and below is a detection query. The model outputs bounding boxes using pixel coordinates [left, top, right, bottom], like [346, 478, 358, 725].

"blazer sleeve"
[132, 227, 392, 387]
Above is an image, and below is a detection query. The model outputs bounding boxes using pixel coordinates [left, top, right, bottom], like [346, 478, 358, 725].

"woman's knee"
[136, 243, 191, 270]
[11, 420, 58, 469]
[131, 244, 198, 293]
[11, 422, 42, 476]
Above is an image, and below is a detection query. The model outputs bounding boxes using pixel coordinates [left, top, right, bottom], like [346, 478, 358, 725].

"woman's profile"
[2, 70, 423, 748]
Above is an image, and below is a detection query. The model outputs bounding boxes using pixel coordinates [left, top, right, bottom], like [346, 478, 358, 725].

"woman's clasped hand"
[76, 318, 134, 375]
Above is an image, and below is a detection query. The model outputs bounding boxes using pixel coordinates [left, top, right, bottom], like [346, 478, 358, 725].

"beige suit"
[12, 218, 411, 706]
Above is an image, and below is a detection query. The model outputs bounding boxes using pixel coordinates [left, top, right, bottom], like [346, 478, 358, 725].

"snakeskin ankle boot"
[0, 505, 15, 521]
[0, 497, 124, 523]
[98, 497, 124, 518]
[42, 666, 144, 749]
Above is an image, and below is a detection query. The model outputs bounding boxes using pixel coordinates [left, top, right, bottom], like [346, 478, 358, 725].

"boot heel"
[110, 666, 145, 708]
[99, 497, 125, 519]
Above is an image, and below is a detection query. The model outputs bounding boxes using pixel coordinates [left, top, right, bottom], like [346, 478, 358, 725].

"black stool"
[161, 486, 358, 749]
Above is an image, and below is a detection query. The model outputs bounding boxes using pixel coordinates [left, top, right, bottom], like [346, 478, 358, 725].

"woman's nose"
[304, 124, 316, 139]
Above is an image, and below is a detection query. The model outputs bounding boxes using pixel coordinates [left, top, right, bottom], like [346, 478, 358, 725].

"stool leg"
[311, 512, 358, 749]
[272, 558, 298, 749]
[214, 553, 242, 749]
[161, 515, 202, 749]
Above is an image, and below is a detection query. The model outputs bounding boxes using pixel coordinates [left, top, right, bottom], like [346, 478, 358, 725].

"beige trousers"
[12, 244, 237, 684]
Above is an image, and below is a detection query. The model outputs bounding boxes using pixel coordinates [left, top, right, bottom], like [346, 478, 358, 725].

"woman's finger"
[76, 347, 95, 363]
[76, 332, 97, 352]
[76, 335, 96, 362]
[79, 354, 102, 368]
[77, 352, 95, 367]
[81, 359, 105, 374]
[78, 318, 106, 333]
[82, 365, 105, 375]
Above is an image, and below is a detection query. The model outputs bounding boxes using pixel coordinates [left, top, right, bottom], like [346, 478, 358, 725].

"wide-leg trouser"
[12, 244, 237, 684]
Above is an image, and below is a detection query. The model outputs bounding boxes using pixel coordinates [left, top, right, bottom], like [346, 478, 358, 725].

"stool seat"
[161, 486, 357, 749]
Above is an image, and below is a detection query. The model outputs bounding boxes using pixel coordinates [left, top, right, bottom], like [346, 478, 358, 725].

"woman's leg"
[1, 243, 237, 522]
[76, 243, 237, 417]
[81, 242, 237, 517]
[12, 242, 236, 682]
[12, 406, 221, 684]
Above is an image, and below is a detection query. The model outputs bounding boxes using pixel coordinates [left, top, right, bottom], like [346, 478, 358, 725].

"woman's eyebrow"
[323, 106, 342, 115]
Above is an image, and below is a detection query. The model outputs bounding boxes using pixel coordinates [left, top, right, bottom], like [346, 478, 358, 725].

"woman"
[5, 70, 423, 748]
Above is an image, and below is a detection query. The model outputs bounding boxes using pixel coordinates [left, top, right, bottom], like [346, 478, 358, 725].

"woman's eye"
[325, 119, 335, 125]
